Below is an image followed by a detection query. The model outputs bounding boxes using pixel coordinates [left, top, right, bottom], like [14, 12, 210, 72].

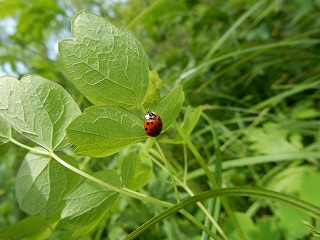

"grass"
[1, 0, 320, 239]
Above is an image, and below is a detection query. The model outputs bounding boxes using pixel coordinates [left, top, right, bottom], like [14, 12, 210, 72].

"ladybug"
[144, 111, 163, 137]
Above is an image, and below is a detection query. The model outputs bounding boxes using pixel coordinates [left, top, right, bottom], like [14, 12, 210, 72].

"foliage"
[1, 0, 320, 239]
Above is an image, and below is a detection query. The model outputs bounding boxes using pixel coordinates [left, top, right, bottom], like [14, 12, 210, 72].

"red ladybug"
[144, 111, 163, 137]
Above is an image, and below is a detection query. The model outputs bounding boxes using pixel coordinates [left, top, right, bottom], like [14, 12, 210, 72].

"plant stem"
[148, 146, 227, 239]
[9, 137, 172, 208]
[126, 0, 165, 29]
[153, 139, 181, 203]
[174, 122, 247, 240]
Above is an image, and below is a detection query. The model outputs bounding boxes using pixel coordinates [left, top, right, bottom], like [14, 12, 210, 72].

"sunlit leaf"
[15, 149, 79, 217]
[67, 105, 145, 157]
[60, 170, 121, 236]
[0, 116, 11, 144]
[59, 10, 149, 108]
[0, 75, 81, 151]
[154, 85, 184, 132]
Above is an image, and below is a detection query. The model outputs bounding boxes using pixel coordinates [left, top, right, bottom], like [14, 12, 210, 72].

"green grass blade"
[126, 187, 320, 239]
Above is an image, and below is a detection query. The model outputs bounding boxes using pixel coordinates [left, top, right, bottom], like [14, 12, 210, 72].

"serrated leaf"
[15, 149, 80, 217]
[246, 122, 302, 155]
[60, 170, 121, 236]
[121, 152, 153, 190]
[67, 105, 145, 157]
[59, 10, 149, 108]
[155, 85, 184, 132]
[0, 75, 81, 151]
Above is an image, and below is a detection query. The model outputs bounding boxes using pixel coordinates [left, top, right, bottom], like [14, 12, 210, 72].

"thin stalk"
[148, 148, 227, 239]
[9, 137, 172, 208]
[175, 39, 320, 87]
[174, 122, 247, 240]
[204, 0, 266, 60]
[10, 137, 222, 238]
[153, 139, 181, 203]
[126, 0, 165, 29]
[126, 187, 320, 239]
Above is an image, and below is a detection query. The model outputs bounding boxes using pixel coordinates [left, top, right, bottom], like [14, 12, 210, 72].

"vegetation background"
[0, 0, 320, 239]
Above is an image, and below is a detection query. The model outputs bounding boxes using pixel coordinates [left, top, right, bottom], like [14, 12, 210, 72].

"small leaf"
[15, 149, 79, 217]
[181, 106, 202, 135]
[67, 105, 146, 157]
[121, 152, 153, 190]
[0, 75, 81, 151]
[155, 85, 184, 132]
[60, 170, 121, 235]
[59, 10, 149, 108]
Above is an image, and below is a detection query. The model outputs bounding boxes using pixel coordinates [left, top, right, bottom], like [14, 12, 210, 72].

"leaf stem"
[8, 138, 49, 155]
[9, 137, 172, 208]
[148, 147, 227, 239]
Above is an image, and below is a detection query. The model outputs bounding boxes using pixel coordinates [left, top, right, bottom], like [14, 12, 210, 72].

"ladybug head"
[144, 111, 157, 120]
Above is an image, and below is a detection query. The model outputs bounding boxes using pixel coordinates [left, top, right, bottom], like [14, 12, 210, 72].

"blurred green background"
[1, 0, 320, 239]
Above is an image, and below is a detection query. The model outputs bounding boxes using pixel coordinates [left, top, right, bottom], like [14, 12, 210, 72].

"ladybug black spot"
[154, 125, 158, 129]
[145, 127, 148, 130]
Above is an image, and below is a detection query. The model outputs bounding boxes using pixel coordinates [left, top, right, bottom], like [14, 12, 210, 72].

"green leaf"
[246, 122, 302, 155]
[255, 217, 281, 240]
[223, 212, 257, 239]
[275, 202, 310, 239]
[58, 10, 149, 108]
[15, 149, 80, 217]
[154, 85, 184, 132]
[121, 152, 153, 190]
[300, 172, 320, 206]
[67, 105, 145, 157]
[0, 75, 81, 151]
[0, 216, 49, 239]
[60, 170, 121, 236]
[180, 106, 202, 136]
[0, 116, 11, 144]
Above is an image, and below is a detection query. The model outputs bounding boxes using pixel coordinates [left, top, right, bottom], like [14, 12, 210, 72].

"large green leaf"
[59, 10, 149, 108]
[0, 116, 11, 144]
[0, 75, 81, 151]
[60, 170, 121, 236]
[66, 105, 146, 157]
[15, 149, 80, 217]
